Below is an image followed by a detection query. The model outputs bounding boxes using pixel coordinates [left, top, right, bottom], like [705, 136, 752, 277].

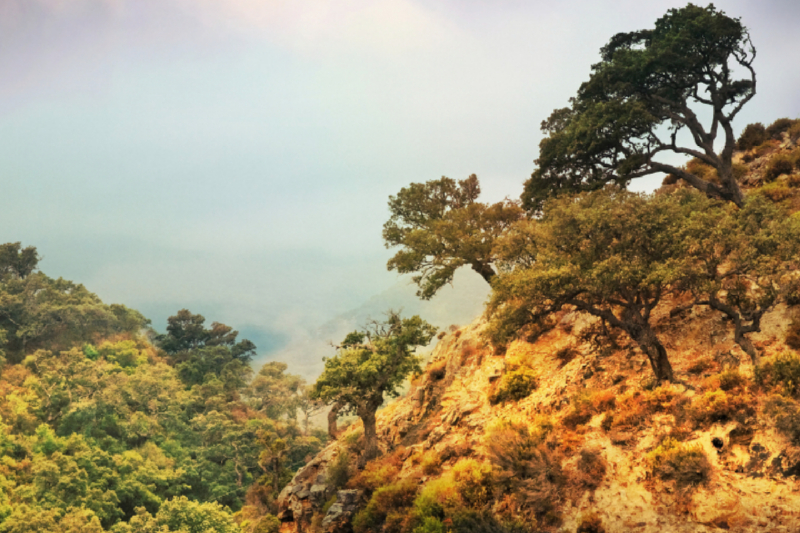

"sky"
[2, 0, 800, 376]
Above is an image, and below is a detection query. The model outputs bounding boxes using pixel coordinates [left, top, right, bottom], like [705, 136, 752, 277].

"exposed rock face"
[277, 298, 800, 533]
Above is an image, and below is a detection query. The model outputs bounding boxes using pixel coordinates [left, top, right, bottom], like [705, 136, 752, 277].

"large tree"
[488, 189, 715, 383]
[680, 194, 800, 364]
[310, 312, 436, 464]
[383, 174, 523, 299]
[523, 4, 756, 212]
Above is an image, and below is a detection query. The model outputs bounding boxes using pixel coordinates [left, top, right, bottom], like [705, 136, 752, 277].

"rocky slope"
[276, 131, 800, 533]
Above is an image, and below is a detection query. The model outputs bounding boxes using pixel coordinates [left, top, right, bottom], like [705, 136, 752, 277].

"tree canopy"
[523, 3, 756, 212]
[383, 174, 523, 299]
[489, 188, 721, 382]
[310, 312, 436, 463]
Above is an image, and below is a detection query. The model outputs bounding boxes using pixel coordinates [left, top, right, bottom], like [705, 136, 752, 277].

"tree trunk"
[471, 262, 496, 284]
[626, 323, 674, 382]
[734, 329, 759, 366]
[357, 406, 379, 468]
[327, 402, 341, 440]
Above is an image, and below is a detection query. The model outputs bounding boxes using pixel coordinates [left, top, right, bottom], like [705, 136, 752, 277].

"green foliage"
[647, 438, 711, 489]
[353, 478, 418, 533]
[328, 451, 353, 491]
[764, 395, 800, 445]
[737, 122, 767, 150]
[383, 174, 523, 299]
[311, 312, 436, 462]
[490, 189, 716, 381]
[764, 154, 795, 182]
[0, 248, 326, 532]
[756, 351, 800, 397]
[489, 368, 537, 405]
[524, 4, 755, 211]
[766, 118, 797, 139]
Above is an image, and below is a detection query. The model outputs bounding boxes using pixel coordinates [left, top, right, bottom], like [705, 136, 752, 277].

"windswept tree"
[310, 312, 436, 464]
[383, 174, 523, 299]
[489, 189, 713, 383]
[681, 194, 800, 363]
[523, 4, 756, 212]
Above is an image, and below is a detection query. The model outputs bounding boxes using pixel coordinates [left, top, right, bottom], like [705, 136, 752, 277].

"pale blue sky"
[2, 0, 799, 370]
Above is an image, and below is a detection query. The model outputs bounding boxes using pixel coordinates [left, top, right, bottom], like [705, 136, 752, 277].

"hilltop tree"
[489, 189, 716, 383]
[523, 4, 756, 212]
[383, 174, 523, 299]
[310, 312, 436, 464]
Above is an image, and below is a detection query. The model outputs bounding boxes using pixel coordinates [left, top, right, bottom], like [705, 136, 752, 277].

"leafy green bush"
[489, 368, 537, 404]
[737, 123, 767, 150]
[756, 351, 800, 397]
[647, 438, 711, 489]
[758, 181, 794, 202]
[353, 479, 418, 533]
[327, 451, 352, 491]
[688, 389, 754, 427]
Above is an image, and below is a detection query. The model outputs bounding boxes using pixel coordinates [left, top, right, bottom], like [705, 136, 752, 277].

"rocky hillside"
[276, 129, 800, 533]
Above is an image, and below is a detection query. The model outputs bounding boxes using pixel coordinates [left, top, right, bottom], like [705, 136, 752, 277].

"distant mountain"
[254, 267, 490, 380]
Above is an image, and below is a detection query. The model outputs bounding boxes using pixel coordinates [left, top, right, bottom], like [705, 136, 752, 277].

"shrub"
[732, 162, 748, 181]
[327, 452, 352, 491]
[764, 154, 795, 182]
[648, 438, 711, 489]
[786, 315, 800, 349]
[789, 122, 800, 143]
[489, 368, 537, 405]
[554, 345, 578, 365]
[574, 448, 607, 492]
[686, 158, 718, 183]
[576, 513, 606, 533]
[427, 360, 447, 381]
[767, 118, 796, 139]
[450, 459, 494, 508]
[485, 421, 565, 520]
[756, 351, 800, 397]
[349, 453, 402, 491]
[420, 451, 442, 476]
[688, 389, 754, 427]
[764, 395, 800, 445]
[737, 123, 767, 150]
[603, 385, 687, 433]
[759, 182, 794, 202]
[252, 515, 281, 533]
[353, 479, 419, 533]
[686, 357, 714, 375]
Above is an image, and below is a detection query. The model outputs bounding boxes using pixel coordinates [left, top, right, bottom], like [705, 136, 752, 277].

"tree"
[681, 194, 800, 364]
[523, 4, 756, 212]
[246, 362, 304, 421]
[310, 313, 436, 464]
[488, 189, 711, 383]
[156, 310, 255, 390]
[383, 174, 523, 299]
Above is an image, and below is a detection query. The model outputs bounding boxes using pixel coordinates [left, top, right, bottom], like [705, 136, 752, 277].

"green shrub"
[648, 438, 711, 489]
[327, 452, 352, 490]
[764, 154, 795, 182]
[350, 453, 401, 491]
[253, 514, 280, 533]
[758, 182, 794, 202]
[767, 118, 796, 139]
[489, 368, 537, 405]
[420, 451, 442, 476]
[353, 479, 418, 533]
[737, 123, 767, 150]
[756, 351, 800, 397]
[688, 389, 754, 427]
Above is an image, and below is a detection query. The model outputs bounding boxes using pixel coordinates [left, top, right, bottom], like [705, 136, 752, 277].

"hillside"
[274, 126, 800, 533]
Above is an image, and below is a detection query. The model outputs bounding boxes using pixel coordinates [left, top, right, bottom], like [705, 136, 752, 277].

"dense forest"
[0, 243, 326, 532]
